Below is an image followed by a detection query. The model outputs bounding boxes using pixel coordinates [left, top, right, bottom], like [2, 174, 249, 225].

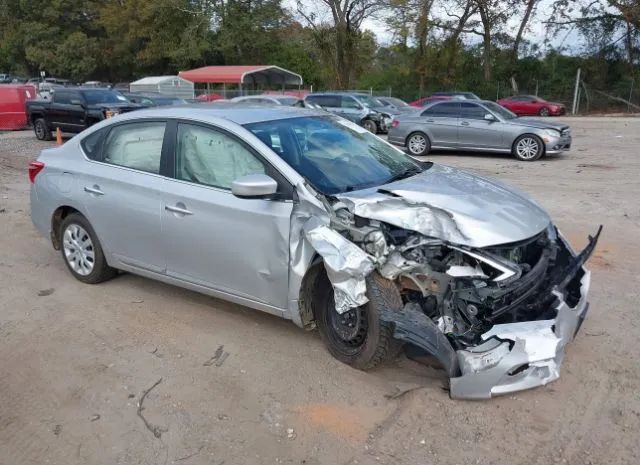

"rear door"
[79, 120, 167, 272]
[161, 121, 293, 310]
[457, 102, 505, 150]
[420, 102, 460, 147]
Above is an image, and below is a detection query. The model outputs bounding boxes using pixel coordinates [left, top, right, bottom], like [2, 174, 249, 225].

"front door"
[457, 102, 505, 150]
[161, 121, 293, 309]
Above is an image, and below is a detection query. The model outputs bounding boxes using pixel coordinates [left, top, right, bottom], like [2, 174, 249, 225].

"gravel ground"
[1, 117, 639, 465]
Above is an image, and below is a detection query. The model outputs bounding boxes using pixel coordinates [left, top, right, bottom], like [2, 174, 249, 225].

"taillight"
[391, 119, 400, 128]
[28, 161, 45, 183]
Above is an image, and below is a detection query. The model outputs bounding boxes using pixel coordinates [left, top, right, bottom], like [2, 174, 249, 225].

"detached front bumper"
[449, 270, 590, 400]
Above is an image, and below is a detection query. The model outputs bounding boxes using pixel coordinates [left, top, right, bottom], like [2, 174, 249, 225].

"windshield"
[385, 97, 408, 107]
[84, 90, 128, 104]
[244, 116, 425, 194]
[484, 101, 518, 120]
[354, 95, 382, 107]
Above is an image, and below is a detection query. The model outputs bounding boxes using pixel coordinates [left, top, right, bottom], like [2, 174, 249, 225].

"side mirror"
[484, 113, 496, 121]
[531, 100, 537, 103]
[231, 174, 278, 198]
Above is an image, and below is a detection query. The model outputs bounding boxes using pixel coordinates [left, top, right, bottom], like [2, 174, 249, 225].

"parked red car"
[0, 84, 37, 130]
[409, 95, 451, 107]
[497, 95, 566, 116]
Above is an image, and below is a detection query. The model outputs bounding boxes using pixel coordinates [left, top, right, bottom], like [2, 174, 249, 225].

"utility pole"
[572, 68, 581, 115]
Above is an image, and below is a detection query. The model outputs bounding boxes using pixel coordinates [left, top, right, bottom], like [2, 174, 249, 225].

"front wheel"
[361, 119, 377, 133]
[59, 213, 117, 284]
[538, 107, 550, 117]
[315, 272, 402, 370]
[512, 134, 544, 161]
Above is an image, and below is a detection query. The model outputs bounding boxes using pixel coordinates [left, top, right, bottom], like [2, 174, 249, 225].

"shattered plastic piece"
[303, 216, 375, 313]
[378, 251, 420, 280]
[446, 264, 488, 279]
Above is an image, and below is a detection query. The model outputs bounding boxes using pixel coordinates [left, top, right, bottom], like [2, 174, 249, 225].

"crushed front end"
[306, 192, 601, 399]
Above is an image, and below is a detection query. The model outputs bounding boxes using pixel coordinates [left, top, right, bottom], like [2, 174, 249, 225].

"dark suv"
[304, 93, 386, 133]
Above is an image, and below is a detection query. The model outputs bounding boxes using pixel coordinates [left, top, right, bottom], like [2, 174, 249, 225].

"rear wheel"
[362, 119, 377, 133]
[315, 271, 402, 370]
[538, 107, 550, 117]
[512, 134, 544, 161]
[406, 132, 431, 156]
[34, 118, 52, 141]
[59, 213, 117, 284]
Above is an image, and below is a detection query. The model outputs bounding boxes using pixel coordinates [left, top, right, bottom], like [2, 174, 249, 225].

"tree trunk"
[512, 0, 537, 61]
[415, 0, 433, 96]
[445, 3, 475, 83]
[478, 4, 492, 81]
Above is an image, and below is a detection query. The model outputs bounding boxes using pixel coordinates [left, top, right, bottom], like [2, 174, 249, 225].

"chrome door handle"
[165, 205, 193, 216]
[425, 119, 435, 123]
[84, 186, 104, 196]
[460, 121, 470, 126]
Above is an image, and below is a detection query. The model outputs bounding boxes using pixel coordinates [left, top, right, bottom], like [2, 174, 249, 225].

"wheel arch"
[51, 206, 83, 250]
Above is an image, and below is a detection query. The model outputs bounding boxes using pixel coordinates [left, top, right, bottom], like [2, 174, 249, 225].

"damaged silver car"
[30, 106, 599, 399]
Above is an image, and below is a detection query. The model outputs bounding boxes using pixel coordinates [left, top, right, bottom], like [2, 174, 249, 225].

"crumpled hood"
[509, 118, 569, 131]
[336, 164, 551, 248]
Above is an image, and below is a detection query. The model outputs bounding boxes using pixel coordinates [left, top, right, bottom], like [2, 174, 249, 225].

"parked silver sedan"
[388, 100, 572, 161]
[30, 106, 597, 399]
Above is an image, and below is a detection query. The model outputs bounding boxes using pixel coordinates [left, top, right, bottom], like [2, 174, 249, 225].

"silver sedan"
[387, 100, 572, 161]
[30, 106, 596, 399]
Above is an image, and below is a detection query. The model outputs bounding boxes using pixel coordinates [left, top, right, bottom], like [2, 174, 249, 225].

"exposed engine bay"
[301, 179, 601, 399]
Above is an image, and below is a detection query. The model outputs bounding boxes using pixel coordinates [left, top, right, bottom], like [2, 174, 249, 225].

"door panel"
[81, 164, 166, 272]
[421, 102, 460, 147]
[162, 181, 292, 308]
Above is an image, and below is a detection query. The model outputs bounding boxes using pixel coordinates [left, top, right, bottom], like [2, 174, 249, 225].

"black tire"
[315, 271, 402, 370]
[34, 118, 52, 141]
[538, 107, 550, 117]
[59, 213, 117, 284]
[512, 134, 544, 161]
[362, 119, 377, 133]
[406, 131, 431, 156]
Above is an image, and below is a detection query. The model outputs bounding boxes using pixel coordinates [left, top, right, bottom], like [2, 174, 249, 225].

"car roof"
[114, 104, 326, 125]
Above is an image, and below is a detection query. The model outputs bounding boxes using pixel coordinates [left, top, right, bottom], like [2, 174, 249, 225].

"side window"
[175, 123, 265, 190]
[54, 91, 71, 104]
[459, 103, 486, 120]
[427, 102, 460, 117]
[341, 96, 360, 109]
[81, 128, 106, 160]
[102, 122, 166, 173]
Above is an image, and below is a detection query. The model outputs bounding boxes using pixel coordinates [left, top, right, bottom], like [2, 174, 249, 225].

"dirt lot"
[1, 117, 639, 465]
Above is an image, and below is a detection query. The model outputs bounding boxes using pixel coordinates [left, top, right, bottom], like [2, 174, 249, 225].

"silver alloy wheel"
[408, 134, 427, 155]
[539, 107, 550, 116]
[516, 137, 540, 160]
[63, 224, 95, 276]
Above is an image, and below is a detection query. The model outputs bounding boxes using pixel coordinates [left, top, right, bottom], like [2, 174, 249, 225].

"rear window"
[81, 129, 106, 160]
